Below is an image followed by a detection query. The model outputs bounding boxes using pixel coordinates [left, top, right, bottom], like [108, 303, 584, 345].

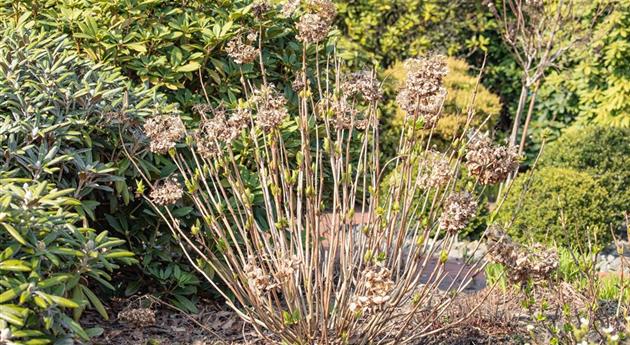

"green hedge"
[499, 167, 614, 247]
[539, 126, 629, 227]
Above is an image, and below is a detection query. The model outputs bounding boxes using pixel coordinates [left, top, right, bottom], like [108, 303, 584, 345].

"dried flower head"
[194, 106, 250, 159]
[343, 70, 382, 102]
[465, 136, 519, 185]
[244, 257, 274, 297]
[251, 0, 271, 19]
[349, 266, 394, 314]
[439, 192, 477, 233]
[117, 308, 156, 327]
[486, 226, 559, 284]
[150, 177, 183, 205]
[418, 151, 451, 188]
[296, 0, 336, 44]
[192, 103, 214, 116]
[252, 84, 288, 131]
[281, 0, 300, 17]
[274, 255, 301, 284]
[143, 115, 186, 154]
[397, 55, 448, 127]
[226, 34, 259, 65]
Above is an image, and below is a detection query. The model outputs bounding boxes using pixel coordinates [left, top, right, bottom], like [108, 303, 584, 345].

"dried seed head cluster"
[274, 255, 301, 284]
[281, 0, 300, 17]
[349, 266, 394, 314]
[244, 257, 274, 297]
[343, 70, 382, 102]
[143, 115, 186, 154]
[439, 192, 477, 233]
[418, 152, 451, 188]
[296, 0, 336, 44]
[465, 136, 519, 185]
[397, 55, 448, 127]
[252, 0, 271, 19]
[226, 34, 259, 65]
[194, 106, 250, 159]
[117, 308, 156, 327]
[252, 84, 288, 131]
[486, 227, 559, 284]
[150, 177, 183, 206]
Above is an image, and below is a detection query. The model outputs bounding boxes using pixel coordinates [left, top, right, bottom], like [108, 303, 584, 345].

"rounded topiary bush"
[538, 126, 629, 227]
[499, 167, 613, 247]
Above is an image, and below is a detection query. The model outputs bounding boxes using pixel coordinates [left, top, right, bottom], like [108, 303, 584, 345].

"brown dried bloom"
[396, 55, 448, 127]
[274, 255, 301, 284]
[486, 227, 559, 284]
[251, 0, 271, 19]
[194, 107, 250, 159]
[465, 136, 519, 185]
[296, 0, 336, 44]
[343, 70, 382, 102]
[252, 84, 288, 131]
[143, 115, 186, 154]
[244, 257, 274, 297]
[117, 308, 156, 327]
[281, 0, 300, 17]
[439, 192, 477, 233]
[226, 34, 259, 65]
[150, 177, 183, 206]
[349, 265, 394, 314]
[418, 151, 451, 188]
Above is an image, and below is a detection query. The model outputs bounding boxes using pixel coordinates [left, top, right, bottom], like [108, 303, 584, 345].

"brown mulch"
[85, 289, 529, 345]
[84, 296, 262, 345]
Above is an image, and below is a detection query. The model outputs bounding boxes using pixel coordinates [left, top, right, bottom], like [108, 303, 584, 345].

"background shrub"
[498, 167, 614, 248]
[4, 0, 310, 108]
[0, 20, 206, 311]
[0, 178, 135, 343]
[538, 126, 629, 228]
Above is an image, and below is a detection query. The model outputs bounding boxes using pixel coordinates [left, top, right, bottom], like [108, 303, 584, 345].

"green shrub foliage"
[3, 0, 311, 108]
[538, 126, 629, 227]
[0, 178, 136, 343]
[499, 167, 614, 247]
[0, 20, 207, 313]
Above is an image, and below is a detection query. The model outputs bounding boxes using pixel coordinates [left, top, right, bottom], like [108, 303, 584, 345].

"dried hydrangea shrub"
[252, 84, 289, 131]
[349, 266, 394, 314]
[143, 115, 186, 154]
[465, 136, 519, 185]
[149, 177, 183, 205]
[397, 55, 448, 127]
[296, 0, 336, 44]
[226, 34, 259, 65]
[486, 227, 559, 284]
[251, 0, 271, 19]
[343, 70, 382, 103]
[439, 191, 478, 233]
[192, 105, 250, 159]
[418, 151, 452, 188]
[244, 257, 275, 297]
[281, 0, 300, 17]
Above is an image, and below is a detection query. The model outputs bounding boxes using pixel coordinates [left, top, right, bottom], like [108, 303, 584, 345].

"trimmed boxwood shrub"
[538, 126, 629, 227]
[499, 167, 614, 248]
